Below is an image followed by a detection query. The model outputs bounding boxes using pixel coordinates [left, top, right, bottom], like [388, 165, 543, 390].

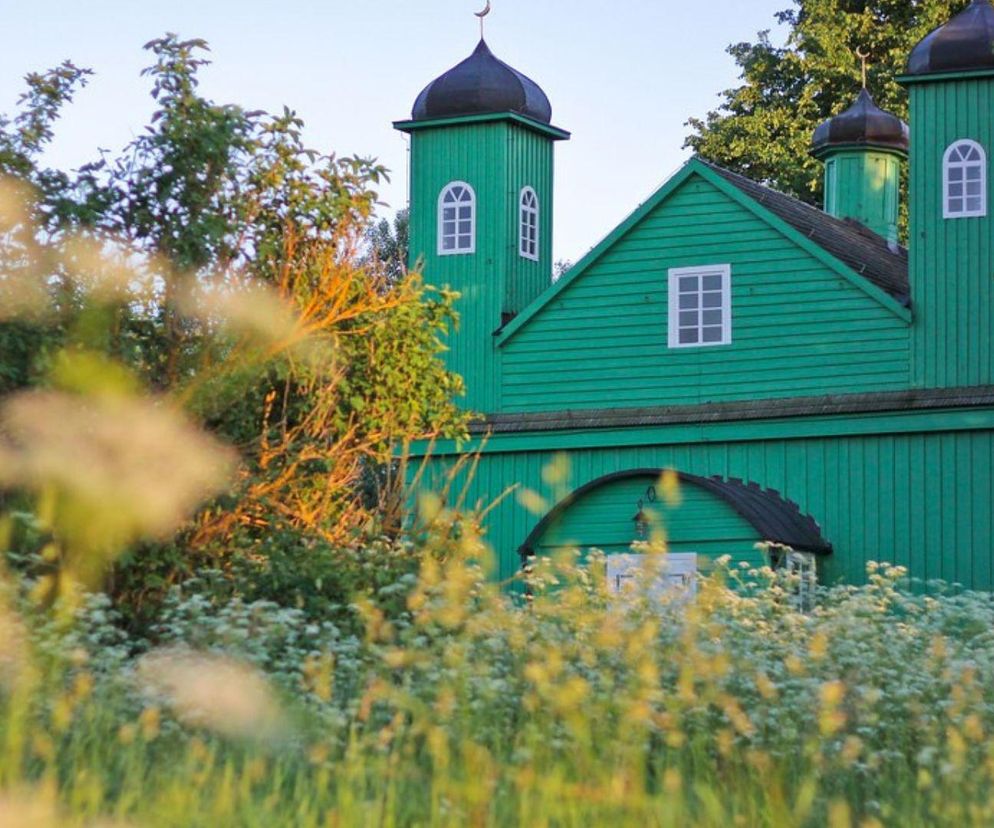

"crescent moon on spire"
[475, 0, 492, 18]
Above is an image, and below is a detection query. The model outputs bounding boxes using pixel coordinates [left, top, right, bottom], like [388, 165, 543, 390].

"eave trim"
[394, 111, 571, 141]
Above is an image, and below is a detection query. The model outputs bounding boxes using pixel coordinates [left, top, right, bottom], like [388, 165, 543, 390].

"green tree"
[685, 0, 964, 208]
[364, 208, 409, 285]
[0, 36, 467, 613]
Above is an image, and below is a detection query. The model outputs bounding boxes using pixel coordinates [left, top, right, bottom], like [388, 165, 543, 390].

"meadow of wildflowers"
[4, 531, 994, 827]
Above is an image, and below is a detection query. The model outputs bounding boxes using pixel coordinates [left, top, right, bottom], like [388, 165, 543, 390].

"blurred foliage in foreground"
[0, 35, 467, 624]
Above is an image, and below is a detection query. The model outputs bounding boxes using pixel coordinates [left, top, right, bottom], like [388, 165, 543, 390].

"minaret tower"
[811, 81, 909, 245]
[395, 28, 569, 413]
[900, 0, 994, 389]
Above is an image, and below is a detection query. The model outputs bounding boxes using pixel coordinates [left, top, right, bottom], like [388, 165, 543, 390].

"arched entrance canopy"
[519, 469, 833, 561]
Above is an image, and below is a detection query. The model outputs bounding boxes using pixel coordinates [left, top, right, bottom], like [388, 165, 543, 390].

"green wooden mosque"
[395, 1, 994, 591]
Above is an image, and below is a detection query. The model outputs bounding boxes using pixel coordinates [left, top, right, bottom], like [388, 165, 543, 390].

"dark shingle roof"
[689, 474, 832, 554]
[701, 160, 910, 305]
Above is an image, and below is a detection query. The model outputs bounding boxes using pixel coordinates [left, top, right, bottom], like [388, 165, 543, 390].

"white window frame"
[943, 140, 987, 219]
[438, 181, 476, 255]
[667, 264, 732, 349]
[519, 186, 539, 261]
[784, 551, 818, 612]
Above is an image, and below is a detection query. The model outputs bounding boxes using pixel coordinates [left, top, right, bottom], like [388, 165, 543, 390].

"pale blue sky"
[0, 0, 788, 263]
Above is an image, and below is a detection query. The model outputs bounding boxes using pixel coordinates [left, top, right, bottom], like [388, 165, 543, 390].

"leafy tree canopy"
[0, 36, 468, 614]
[685, 0, 966, 210]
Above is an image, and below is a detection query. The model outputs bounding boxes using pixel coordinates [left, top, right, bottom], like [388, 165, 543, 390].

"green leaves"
[685, 0, 965, 230]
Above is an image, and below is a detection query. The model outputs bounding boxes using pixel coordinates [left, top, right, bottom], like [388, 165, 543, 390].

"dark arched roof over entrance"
[519, 470, 833, 560]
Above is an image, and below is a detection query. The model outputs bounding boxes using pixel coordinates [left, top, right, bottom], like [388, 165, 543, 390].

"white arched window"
[438, 182, 476, 255]
[944, 140, 987, 219]
[519, 187, 539, 260]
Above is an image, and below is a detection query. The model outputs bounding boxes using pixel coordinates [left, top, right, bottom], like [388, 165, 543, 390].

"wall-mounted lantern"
[632, 486, 657, 540]
[633, 509, 649, 540]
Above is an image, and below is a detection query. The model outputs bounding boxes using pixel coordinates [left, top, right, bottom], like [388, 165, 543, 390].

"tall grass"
[4, 537, 994, 827]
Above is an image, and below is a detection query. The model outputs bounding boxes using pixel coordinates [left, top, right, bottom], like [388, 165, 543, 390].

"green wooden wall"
[499, 173, 911, 412]
[906, 74, 994, 389]
[414, 408, 994, 589]
[405, 118, 556, 413]
[822, 149, 903, 244]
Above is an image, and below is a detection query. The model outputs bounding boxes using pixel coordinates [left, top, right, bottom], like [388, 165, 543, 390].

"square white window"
[667, 265, 732, 348]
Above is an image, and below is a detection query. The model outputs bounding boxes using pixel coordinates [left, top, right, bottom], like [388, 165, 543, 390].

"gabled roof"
[702, 161, 910, 304]
[497, 157, 911, 347]
[518, 468, 833, 558]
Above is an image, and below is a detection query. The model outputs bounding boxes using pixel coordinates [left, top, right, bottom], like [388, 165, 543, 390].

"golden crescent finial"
[855, 47, 870, 89]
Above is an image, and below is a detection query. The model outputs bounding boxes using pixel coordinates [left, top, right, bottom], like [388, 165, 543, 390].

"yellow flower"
[820, 680, 846, 707]
[139, 706, 161, 741]
[809, 631, 829, 661]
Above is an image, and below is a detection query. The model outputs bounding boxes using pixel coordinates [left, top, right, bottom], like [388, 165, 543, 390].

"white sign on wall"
[605, 553, 698, 601]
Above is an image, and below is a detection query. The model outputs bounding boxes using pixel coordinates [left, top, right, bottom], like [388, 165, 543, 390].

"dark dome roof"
[907, 0, 994, 76]
[811, 89, 909, 156]
[412, 39, 552, 124]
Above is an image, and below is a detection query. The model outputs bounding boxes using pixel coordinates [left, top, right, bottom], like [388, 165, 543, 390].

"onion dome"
[412, 39, 552, 124]
[811, 89, 909, 157]
[907, 0, 994, 76]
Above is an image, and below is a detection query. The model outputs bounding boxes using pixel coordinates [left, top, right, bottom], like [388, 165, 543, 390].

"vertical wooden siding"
[500, 174, 911, 413]
[407, 120, 556, 413]
[408, 122, 507, 412]
[908, 78, 994, 389]
[421, 425, 994, 590]
[504, 125, 555, 313]
[823, 150, 902, 242]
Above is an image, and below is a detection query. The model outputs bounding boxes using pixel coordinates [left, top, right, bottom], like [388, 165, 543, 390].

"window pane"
[702, 310, 723, 326]
[967, 166, 982, 181]
[679, 329, 699, 345]
[702, 292, 722, 309]
[950, 182, 964, 197]
[702, 327, 724, 343]
[459, 221, 472, 235]
[443, 237, 455, 250]
[678, 276, 699, 292]
[457, 236, 471, 250]
[702, 275, 723, 292]
[949, 167, 964, 182]
[967, 197, 982, 212]
[443, 221, 456, 236]
[443, 207, 456, 222]
[459, 207, 472, 220]
[679, 311, 699, 327]
[949, 198, 964, 213]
